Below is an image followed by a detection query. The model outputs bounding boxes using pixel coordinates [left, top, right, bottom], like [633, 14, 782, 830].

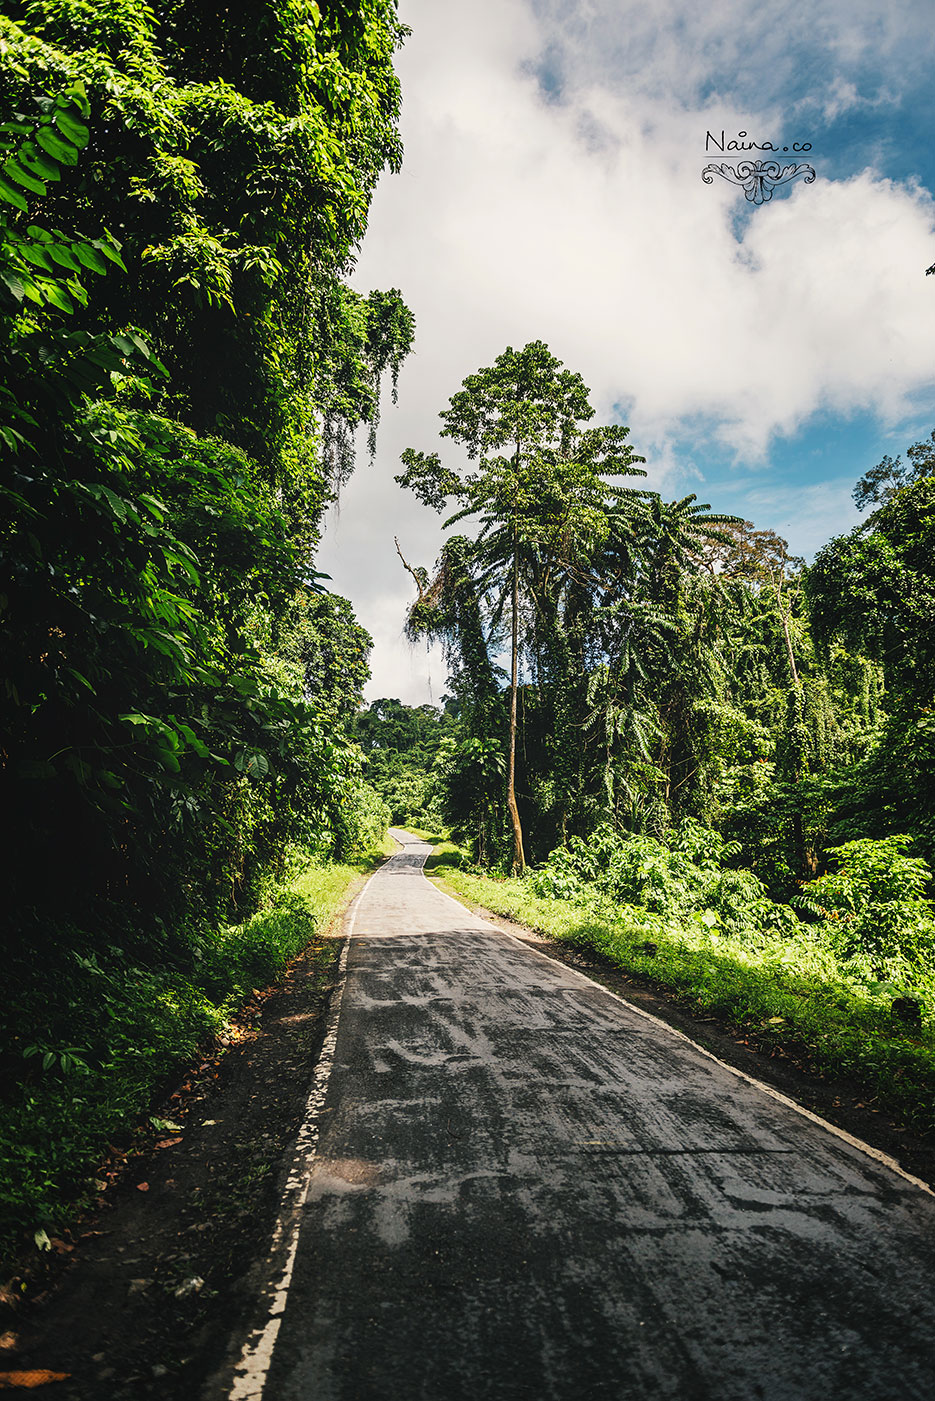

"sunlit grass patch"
[422, 840, 466, 873]
[397, 825, 451, 844]
[370, 830, 403, 858]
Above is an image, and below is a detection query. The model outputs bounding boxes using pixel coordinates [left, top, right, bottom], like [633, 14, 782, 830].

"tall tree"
[810, 474, 935, 705]
[396, 341, 644, 872]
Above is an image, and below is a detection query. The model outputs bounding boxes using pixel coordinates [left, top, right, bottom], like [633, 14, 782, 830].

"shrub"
[794, 836, 935, 966]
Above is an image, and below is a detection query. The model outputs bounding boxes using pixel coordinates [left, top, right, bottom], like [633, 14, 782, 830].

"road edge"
[418, 848, 935, 1199]
[209, 841, 400, 1401]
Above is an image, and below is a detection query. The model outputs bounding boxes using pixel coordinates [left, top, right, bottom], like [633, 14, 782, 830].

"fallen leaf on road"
[0, 1373, 71, 1389]
[136, 1182, 149, 1192]
[154, 1138, 183, 1150]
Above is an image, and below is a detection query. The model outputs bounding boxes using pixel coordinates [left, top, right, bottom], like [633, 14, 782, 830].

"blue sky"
[317, 0, 935, 702]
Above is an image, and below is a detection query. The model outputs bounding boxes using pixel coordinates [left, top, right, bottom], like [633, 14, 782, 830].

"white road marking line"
[225, 855, 393, 1401]
[408, 834, 935, 1199]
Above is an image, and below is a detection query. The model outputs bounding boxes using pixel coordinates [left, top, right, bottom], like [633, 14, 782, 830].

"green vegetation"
[4, 0, 935, 1265]
[0, 841, 387, 1257]
[397, 354, 935, 894]
[398, 340, 647, 872]
[1, 0, 409, 1255]
[422, 839, 466, 873]
[353, 696, 455, 829]
[1, 0, 411, 939]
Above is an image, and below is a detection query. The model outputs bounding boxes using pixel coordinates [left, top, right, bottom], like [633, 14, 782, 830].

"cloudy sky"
[317, 0, 935, 704]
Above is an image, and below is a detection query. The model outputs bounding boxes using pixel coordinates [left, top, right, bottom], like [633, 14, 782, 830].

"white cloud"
[529, 0, 932, 110]
[317, 0, 935, 701]
[805, 77, 899, 125]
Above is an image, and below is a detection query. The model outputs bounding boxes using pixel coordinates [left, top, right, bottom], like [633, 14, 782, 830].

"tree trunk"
[776, 572, 810, 872]
[507, 535, 526, 875]
[777, 593, 800, 688]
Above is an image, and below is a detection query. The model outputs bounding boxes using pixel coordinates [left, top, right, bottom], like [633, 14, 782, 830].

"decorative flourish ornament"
[702, 159, 816, 204]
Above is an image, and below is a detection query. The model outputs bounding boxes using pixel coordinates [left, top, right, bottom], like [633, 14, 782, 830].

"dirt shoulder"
[0, 884, 363, 1399]
[434, 878, 935, 1192]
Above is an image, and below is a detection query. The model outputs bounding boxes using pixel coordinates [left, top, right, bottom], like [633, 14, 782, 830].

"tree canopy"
[397, 341, 646, 872]
[1, 0, 413, 976]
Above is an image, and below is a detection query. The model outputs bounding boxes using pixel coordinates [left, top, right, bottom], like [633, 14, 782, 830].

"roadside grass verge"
[395, 825, 451, 844]
[422, 839, 466, 874]
[0, 841, 389, 1265]
[435, 865, 935, 1137]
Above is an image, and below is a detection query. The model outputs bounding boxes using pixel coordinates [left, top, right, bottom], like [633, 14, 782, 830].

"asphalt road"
[224, 831, 935, 1401]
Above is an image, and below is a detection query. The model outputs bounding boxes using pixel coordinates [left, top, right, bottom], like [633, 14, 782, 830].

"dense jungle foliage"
[396, 349, 934, 885]
[0, 0, 411, 1249]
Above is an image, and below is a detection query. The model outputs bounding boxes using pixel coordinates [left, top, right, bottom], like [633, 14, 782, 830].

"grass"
[394, 824, 450, 844]
[0, 840, 389, 1266]
[433, 861, 935, 1137]
[422, 840, 466, 873]
[372, 831, 402, 858]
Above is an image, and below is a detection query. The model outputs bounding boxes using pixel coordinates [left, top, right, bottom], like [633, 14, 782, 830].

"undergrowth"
[0, 841, 389, 1266]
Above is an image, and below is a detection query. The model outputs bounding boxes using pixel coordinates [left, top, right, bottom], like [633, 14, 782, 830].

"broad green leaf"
[0, 174, 28, 210]
[42, 282, 75, 314]
[35, 126, 78, 165]
[138, 493, 166, 521]
[72, 243, 108, 275]
[18, 143, 61, 181]
[3, 158, 46, 195]
[47, 244, 82, 273]
[97, 485, 128, 521]
[18, 244, 55, 271]
[60, 84, 91, 119]
[233, 748, 270, 779]
[1, 270, 27, 301]
[125, 331, 153, 357]
[96, 235, 126, 268]
[65, 276, 89, 307]
[85, 345, 126, 372]
[53, 110, 89, 148]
